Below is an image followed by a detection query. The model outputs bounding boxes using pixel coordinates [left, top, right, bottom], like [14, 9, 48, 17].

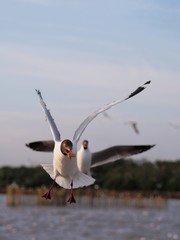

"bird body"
[53, 141, 78, 179]
[47, 141, 94, 189]
[77, 140, 92, 176]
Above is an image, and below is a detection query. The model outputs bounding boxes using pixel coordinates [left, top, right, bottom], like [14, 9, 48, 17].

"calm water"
[0, 194, 180, 240]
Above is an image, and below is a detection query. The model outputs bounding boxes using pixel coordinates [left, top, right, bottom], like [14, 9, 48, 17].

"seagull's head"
[82, 140, 88, 150]
[61, 139, 76, 159]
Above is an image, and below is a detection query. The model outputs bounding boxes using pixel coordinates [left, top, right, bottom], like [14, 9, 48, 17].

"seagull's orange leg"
[42, 178, 56, 200]
[67, 180, 76, 204]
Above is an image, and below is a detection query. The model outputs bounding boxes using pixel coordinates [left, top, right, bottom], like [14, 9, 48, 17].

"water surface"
[0, 194, 180, 240]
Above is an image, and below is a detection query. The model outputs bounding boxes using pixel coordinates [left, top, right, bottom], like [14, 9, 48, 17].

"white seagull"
[26, 139, 155, 176]
[31, 81, 151, 203]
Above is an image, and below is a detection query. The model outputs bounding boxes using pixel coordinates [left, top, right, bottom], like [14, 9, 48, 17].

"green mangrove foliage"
[1, 159, 180, 191]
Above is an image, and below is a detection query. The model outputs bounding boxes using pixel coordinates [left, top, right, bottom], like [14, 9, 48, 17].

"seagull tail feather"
[41, 164, 95, 189]
[55, 171, 95, 189]
[72, 171, 95, 189]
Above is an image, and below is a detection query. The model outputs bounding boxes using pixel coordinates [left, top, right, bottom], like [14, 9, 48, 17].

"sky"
[0, 0, 180, 166]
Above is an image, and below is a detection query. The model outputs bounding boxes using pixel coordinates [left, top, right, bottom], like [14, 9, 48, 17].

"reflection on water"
[0, 194, 180, 240]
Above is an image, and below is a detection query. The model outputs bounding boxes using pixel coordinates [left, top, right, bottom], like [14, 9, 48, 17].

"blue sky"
[0, 0, 180, 166]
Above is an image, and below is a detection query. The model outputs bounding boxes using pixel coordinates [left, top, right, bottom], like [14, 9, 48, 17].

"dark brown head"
[82, 140, 88, 150]
[61, 139, 75, 158]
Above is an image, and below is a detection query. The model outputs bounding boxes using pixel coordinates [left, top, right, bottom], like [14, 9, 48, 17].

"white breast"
[53, 142, 78, 178]
[77, 146, 92, 175]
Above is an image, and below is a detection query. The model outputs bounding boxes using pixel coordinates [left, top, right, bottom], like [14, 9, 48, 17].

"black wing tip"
[140, 144, 156, 149]
[127, 80, 151, 99]
[144, 80, 151, 85]
[150, 144, 156, 148]
[25, 142, 32, 147]
[25, 143, 32, 149]
[35, 89, 44, 100]
[35, 89, 41, 95]
[25, 142, 37, 151]
[143, 144, 156, 151]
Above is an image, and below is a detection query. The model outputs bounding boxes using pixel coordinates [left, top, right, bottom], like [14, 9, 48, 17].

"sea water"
[0, 194, 180, 240]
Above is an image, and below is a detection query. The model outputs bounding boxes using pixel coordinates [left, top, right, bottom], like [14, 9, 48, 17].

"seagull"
[77, 140, 92, 176]
[34, 90, 95, 204]
[31, 81, 151, 203]
[26, 139, 155, 176]
[102, 111, 111, 120]
[124, 121, 140, 134]
[168, 122, 180, 130]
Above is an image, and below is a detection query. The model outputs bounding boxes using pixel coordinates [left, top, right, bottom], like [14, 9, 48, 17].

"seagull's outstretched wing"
[26, 140, 54, 152]
[91, 144, 155, 168]
[35, 90, 61, 142]
[73, 81, 151, 143]
[25, 140, 155, 169]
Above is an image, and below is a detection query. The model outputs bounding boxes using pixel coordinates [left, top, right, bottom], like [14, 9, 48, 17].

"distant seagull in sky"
[168, 122, 180, 130]
[26, 139, 155, 176]
[102, 111, 111, 120]
[124, 121, 140, 134]
[31, 81, 151, 203]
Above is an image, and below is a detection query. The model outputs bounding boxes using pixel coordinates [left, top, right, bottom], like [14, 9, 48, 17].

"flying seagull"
[124, 121, 140, 134]
[26, 139, 155, 176]
[102, 111, 111, 120]
[168, 122, 180, 130]
[32, 80, 151, 204]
